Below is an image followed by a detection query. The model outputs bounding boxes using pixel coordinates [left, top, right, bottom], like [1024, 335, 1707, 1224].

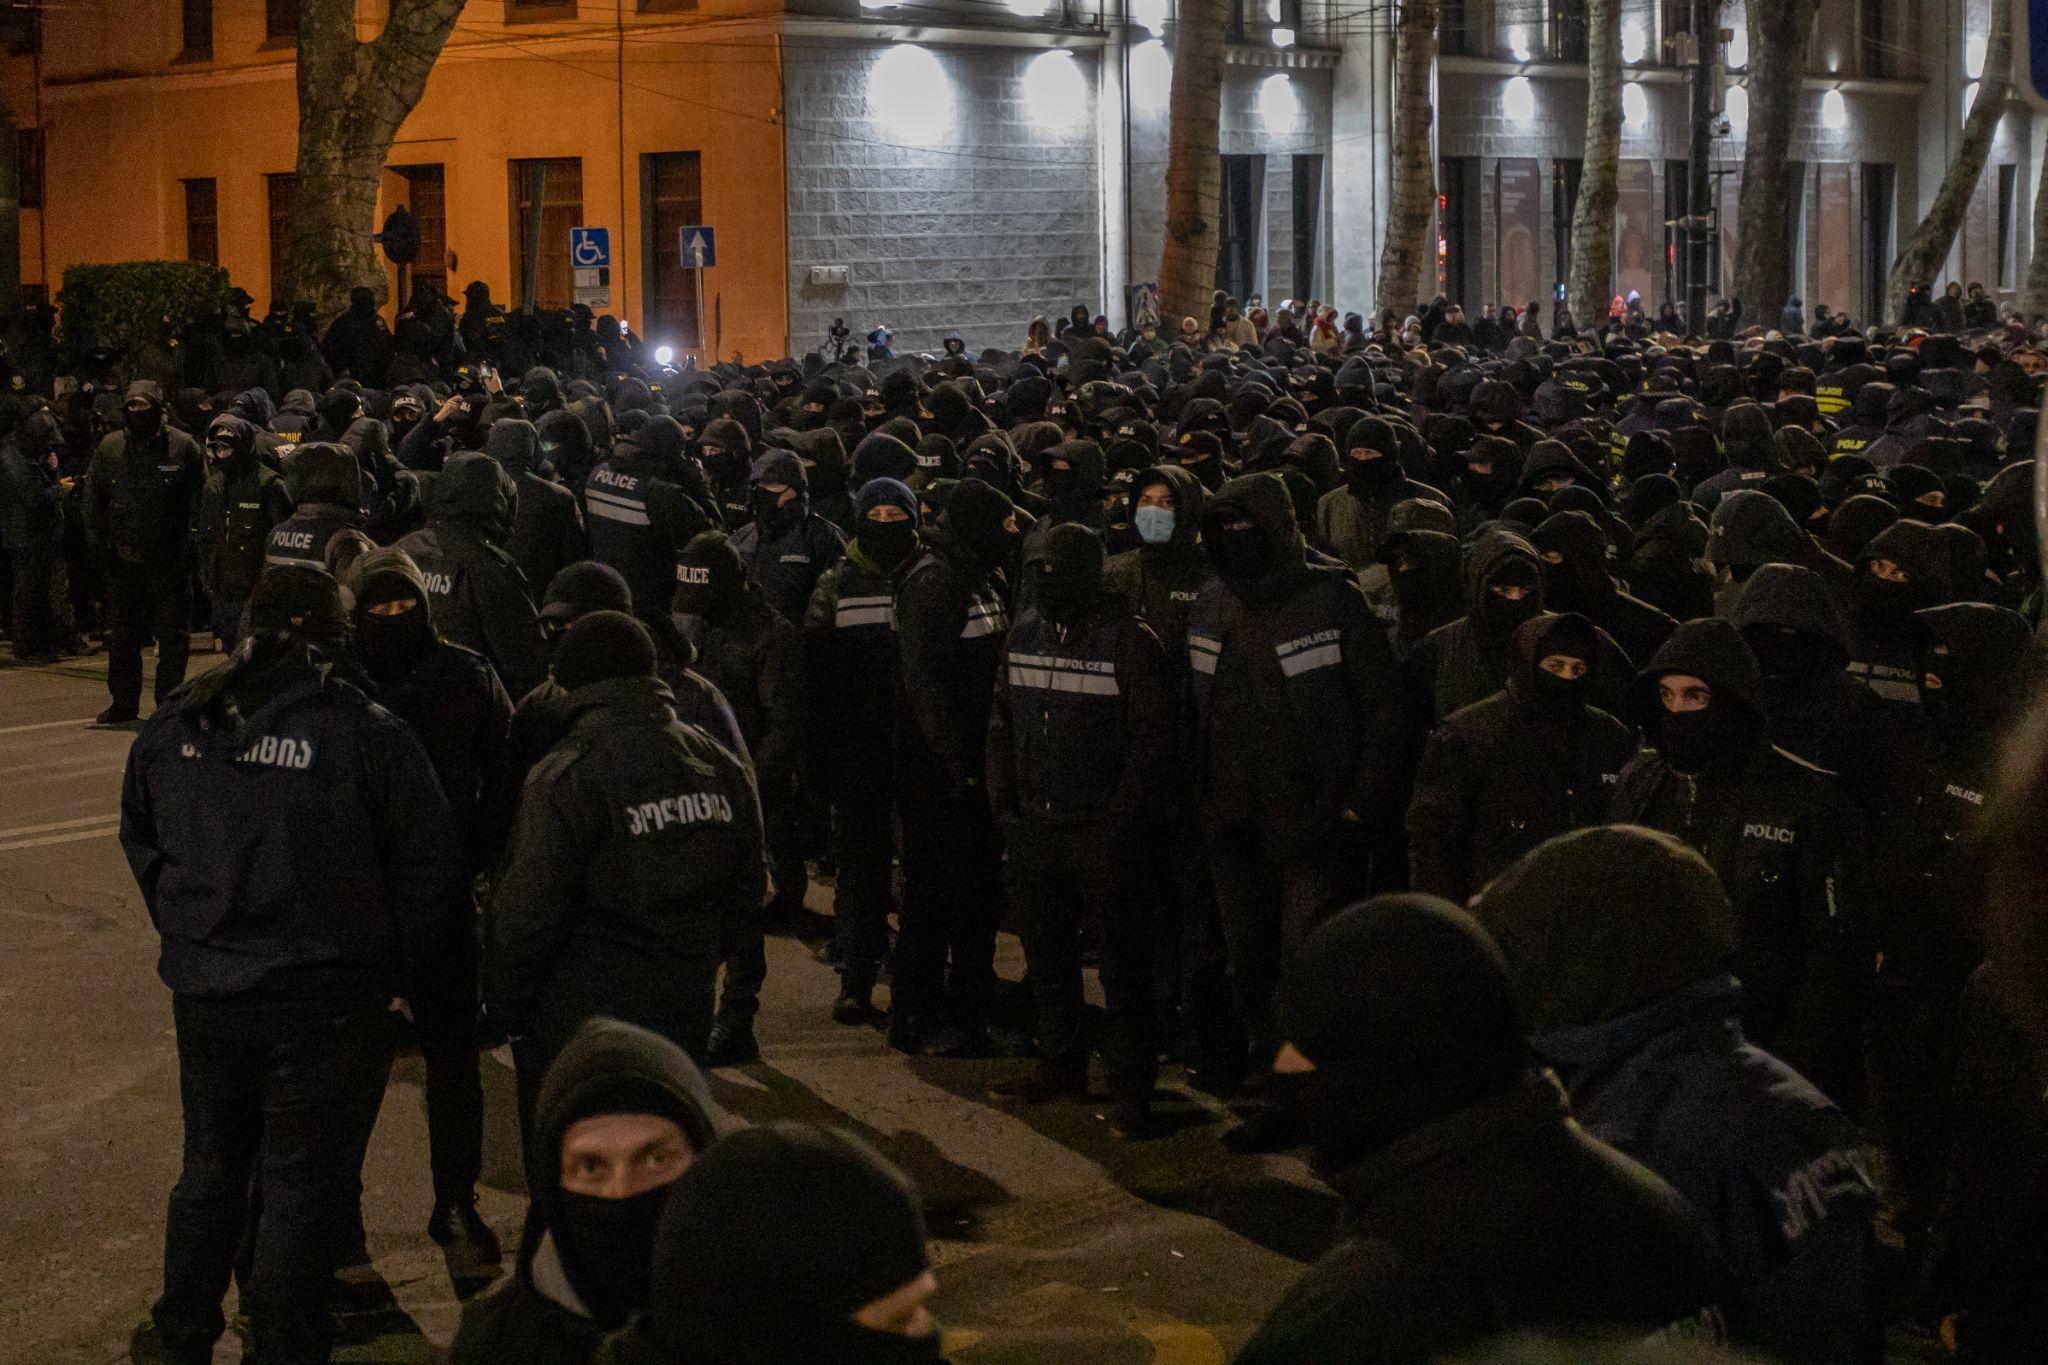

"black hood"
[537, 407, 594, 476]
[432, 450, 517, 541]
[204, 412, 258, 465]
[486, 417, 542, 475]
[1201, 471, 1308, 595]
[1278, 895, 1530, 1174]
[1462, 526, 1545, 620]
[1706, 489, 1808, 570]
[1475, 825, 1738, 1037]
[1857, 518, 1954, 608]
[1730, 562, 1847, 655]
[1915, 601, 2037, 733]
[530, 1018, 722, 1306]
[1128, 463, 1207, 552]
[1633, 617, 1769, 725]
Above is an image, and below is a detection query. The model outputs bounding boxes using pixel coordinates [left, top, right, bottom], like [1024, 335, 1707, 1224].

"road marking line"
[0, 813, 121, 840]
[0, 716, 98, 736]
[0, 826, 119, 854]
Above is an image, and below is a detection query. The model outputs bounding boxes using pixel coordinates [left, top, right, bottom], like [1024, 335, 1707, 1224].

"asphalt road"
[0, 641, 1320, 1365]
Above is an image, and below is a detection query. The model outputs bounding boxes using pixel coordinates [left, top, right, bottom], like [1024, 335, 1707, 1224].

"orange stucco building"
[14, 1, 792, 360]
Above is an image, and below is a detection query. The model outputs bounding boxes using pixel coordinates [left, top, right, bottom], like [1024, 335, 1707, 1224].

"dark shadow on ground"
[705, 1063, 1013, 1241]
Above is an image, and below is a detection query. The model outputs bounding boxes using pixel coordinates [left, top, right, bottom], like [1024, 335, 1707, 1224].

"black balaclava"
[1653, 679, 1757, 776]
[347, 550, 437, 686]
[123, 381, 165, 441]
[1343, 415, 1402, 495]
[533, 1019, 722, 1332]
[1517, 612, 1599, 719]
[854, 477, 921, 574]
[553, 610, 657, 690]
[1479, 555, 1543, 638]
[938, 477, 1017, 574]
[1916, 602, 2036, 747]
[1278, 895, 1529, 1176]
[631, 1123, 943, 1365]
[673, 530, 747, 632]
[1033, 522, 1106, 626]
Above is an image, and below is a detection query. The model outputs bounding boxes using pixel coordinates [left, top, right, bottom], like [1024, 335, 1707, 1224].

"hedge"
[58, 261, 231, 357]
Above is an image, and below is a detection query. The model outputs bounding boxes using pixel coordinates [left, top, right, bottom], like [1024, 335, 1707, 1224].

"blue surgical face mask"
[1134, 504, 1176, 545]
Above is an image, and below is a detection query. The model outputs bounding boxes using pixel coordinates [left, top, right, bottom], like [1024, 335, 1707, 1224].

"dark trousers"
[1173, 823, 1249, 1077]
[1207, 827, 1349, 1065]
[892, 788, 1002, 1026]
[106, 561, 192, 711]
[832, 790, 897, 991]
[414, 929, 484, 1207]
[759, 761, 809, 908]
[8, 544, 57, 658]
[210, 594, 248, 655]
[716, 898, 768, 1027]
[1008, 818, 1159, 1101]
[156, 994, 393, 1365]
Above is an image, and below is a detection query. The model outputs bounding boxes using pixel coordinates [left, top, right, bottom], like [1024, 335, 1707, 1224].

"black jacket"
[1234, 1075, 1724, 1365]
[1625, 498, 1715, 623]
[119, 649, 468, 1001]
[398, 453, 551, 701]
[1103, 463, 1212, 663]
[803, 541, 912, 797]
[583, 432, 716, 625]
[0, 412, 66, 550]
[681, 589, 803, 778]
[488, 675, 765, 1059]
[1188, 474, 1401, 854]
[194, 415, 292, 601]
[487, 419, 589, 606]
[1610, 624, 1864, 1111]
[1407, 614, 1639, 901]
[987, 593, 1178, 830]
[895, 525, 1011, 797]
[731, 450, 848, 626]
[85, 381, 205, 568]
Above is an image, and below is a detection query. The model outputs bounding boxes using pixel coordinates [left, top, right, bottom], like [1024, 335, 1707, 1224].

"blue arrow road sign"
[680, 226, 717, 270]
[570, 227, 610, 269]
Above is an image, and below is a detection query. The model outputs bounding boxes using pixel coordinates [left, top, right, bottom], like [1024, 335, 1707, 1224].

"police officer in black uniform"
[488, 611, 765, 1130]
[86, 380, 204, 723]
[193, 413, 290, 653]
[120, 566, 468, 1365]
[986, 524, 1178, 1135]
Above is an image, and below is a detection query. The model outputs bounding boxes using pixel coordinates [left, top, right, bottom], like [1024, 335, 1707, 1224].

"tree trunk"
[2024, 120, 2048, 321]
[289, 0, 463, 320]
[1731, 0, 1821, 330]
[1568, 0, 1622, 336]
[1887, 0, 2013, 321]
[1157, 0, 1228, 326]
[1376, 0, 1440, 317]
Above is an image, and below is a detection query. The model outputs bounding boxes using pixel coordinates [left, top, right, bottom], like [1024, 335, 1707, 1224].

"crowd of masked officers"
[5, 280, 2044, 1364]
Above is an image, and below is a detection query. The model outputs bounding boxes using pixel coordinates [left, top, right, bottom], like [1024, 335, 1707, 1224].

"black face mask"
[353, 598, 434, 683]
[752, 487, 798, 535]
[861, 519, 918, 572]
[1345, 454, 1401, 493]
[124, 406, 163, 441]
[1206, 522, 1277, 582]
[1035, 568, 1097, 624]
[1656, 698, 1753, 775]
[1856, 573, 1916, 636]
[1527, 666, 1589, 715]
[555, 1184, 675, 1329]
[1480, 586, 1540, 636]
[1746, 626, 1835, 685]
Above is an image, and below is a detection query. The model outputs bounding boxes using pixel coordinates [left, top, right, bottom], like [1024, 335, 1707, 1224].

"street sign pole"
[679, 227, 717, 365]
